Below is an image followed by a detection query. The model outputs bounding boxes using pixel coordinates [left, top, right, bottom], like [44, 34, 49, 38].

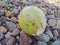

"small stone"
[0, 13, 4, 16]
[48, 19, 57, 26]
[56, 20, 60, 28]
[58, 9, 60, 16]
[51, 40, 60, 45]
[0, 33, 4, 40]
[6, 21, 16, 32]
[32, 0, 36, 2]
[0, 9, 5, 13]
[39, 33, 50, 42]
[13, 8, 19, 13]
[0, 26, 7, 33]
[45, 30, 53, 38]
[0, 43, 2, 45]
[18, 6, 21, 10]
[5, 32, 12, 39]
[6, 37, 15, 45]
[15, 43, 19, 45]
[15, 0, 20, 2]
[46, 15, 55, 19]
[37, 41, 47, 45]
[19, 31, 32, 45]
[37, 0, 44, 2]
[0, 16, 7, 25]
[53, 37, 58, 41]
[11, 28, 20, 36]
[5, 11, 13, 17]
[0, 39, 6, 45]
[53, 30, 58, 37]
[16, 24, 20, 29]
[47, 10, 53, 15]
[0, 21, 2, 26]
[11, 17, 17, 23]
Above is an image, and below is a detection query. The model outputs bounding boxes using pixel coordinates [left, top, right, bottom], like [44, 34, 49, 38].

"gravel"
[37, 41, 47, 45]
[0, 33, 4, 40]
[51, 40, 60, 45]
[39, 33, 50, 42]
[0, 0, 60, 45]
[20, 31, 32, 45]
[5, 31, 12, 39]
[6, 21, 16, 32]
[6, 37, 16, 45]
[45, 30, 53, 38]
[53, 30, 59, 37]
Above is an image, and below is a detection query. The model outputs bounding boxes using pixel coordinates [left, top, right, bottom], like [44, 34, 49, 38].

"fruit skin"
[18, 6, 46, 36]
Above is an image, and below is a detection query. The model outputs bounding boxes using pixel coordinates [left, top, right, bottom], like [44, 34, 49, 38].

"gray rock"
[37, 41, 47, 45]
[0, 39, 6, 45]
[15, 43, 19, 45]
[39, 33, 50, 42]
[6, 21, 16, 32]
[47, 15, 55, 19]
[53, 30, 58, 37]
[58, 9, 60, 15]
[45, 30, 53, 38]
[13, 8, 19, 14]
[0, 43, 2, 45]
[48, 19, 57, 26]
[0, 33, 4, 40]
[0, 21, 2, 25]
[6, 37, 16, 45]
[20, 31, 32, 45]
[51, 40, 60, 45]
[0, 13, 4, 16]
[5, 32, 12, 39]
[0, 9, 5, 13]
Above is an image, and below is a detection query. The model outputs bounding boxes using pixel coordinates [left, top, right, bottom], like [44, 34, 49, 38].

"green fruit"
[18, 6, 46, 36]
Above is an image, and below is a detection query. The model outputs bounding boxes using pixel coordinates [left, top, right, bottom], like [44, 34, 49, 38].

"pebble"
[6, 37, 16, 45]
[15, 43, 19, 45]
[37, 41, 47, 45]
[51, 40, 60, 45]
[5, 32, 12, 39]
[0, 21, 2, 26]
[0, 33, 4, 40]
[47, 10, 53, 15]
[0, 43, 2, 45]
[0, 26, 7, 33]
[11, 28, 20, 36]
[5, 11, 13, 17]
[11, 17, 17, 23]
[0, 0, 60, 45]
[13, 8, 19, 14]
[0, 13, 4, 16]
[45, 30, 53, 38]
[0, 16, 7, 24]
[0, 39, 6, 45]
[6, 21, 16, 32]
[57, 9, 60, 16]
[46, 15, 55, 19]
[16, 24, 21, 29]
[0, 9, 5, 13]
[48, 19, 57, 26]
[39, 33, 50, 42]
[56, 20, 60, 28]
[53, 30, 58, 37]
[20, 31, 32, 45]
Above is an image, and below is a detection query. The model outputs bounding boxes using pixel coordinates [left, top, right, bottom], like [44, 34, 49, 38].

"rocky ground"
[0, 0, 60, 45]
